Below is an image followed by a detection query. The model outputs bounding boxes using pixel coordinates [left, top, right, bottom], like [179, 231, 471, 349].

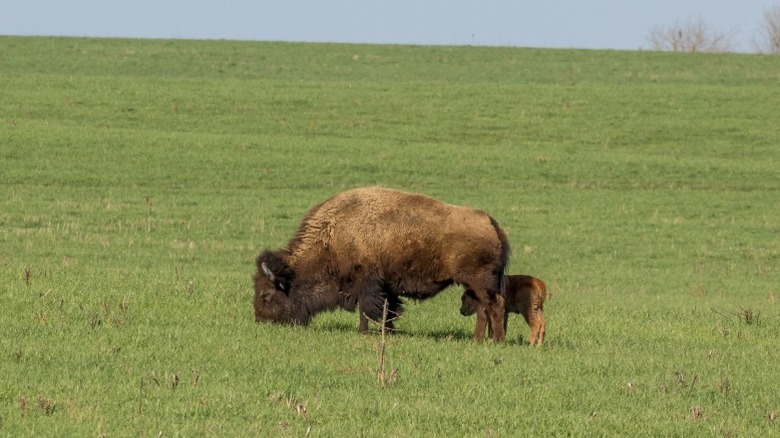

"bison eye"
[275, 281, 288, 292]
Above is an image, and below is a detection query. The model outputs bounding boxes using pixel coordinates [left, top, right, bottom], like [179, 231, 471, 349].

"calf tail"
[532, 277, 548, 304]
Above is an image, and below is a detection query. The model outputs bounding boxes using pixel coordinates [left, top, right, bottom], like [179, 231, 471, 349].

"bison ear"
[259, 288, 275, 302]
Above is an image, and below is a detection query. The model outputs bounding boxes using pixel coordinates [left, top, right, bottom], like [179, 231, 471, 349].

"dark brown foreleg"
[358, 312, 370, 333]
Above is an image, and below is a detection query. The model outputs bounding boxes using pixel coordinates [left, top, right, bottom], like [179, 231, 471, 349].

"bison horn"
[261, 262, 275, 282]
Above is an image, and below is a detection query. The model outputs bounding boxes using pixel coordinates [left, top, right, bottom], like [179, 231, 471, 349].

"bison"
[460, 275, 547, 346]
[253, 186, 511, 341]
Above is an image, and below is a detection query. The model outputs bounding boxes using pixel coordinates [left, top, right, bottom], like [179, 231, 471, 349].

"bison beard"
[253, 186, 510, 341]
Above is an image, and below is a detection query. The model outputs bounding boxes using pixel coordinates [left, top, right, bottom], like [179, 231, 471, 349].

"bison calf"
[460, 275, 547, 345]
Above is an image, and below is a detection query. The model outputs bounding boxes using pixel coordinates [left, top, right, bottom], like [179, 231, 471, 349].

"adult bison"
[253, 186, 511, 341]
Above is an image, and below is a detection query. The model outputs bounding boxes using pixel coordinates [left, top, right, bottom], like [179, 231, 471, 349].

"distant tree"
[647, 18, 734, 53]
[752, 5, 780, 54]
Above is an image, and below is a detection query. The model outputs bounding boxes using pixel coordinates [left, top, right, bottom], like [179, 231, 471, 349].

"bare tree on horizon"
[647, 18, 735, 53]
[752, 5, 780, 54]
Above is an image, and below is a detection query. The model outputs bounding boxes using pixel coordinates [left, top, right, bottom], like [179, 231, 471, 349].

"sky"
[1, 1, 777, 52]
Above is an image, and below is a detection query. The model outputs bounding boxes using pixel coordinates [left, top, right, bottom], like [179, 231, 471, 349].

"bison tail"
[489, 216, 511, 296]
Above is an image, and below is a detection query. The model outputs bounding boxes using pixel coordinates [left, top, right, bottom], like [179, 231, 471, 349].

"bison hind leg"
[356, 277, 402, 332]
[382, 293, 404, 331]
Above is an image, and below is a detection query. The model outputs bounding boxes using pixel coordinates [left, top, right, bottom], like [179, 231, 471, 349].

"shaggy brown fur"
[254, 186, 511, 341]
[460, 275, 547, 346]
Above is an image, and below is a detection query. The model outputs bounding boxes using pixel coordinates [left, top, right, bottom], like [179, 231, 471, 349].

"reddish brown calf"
[461, 275, 547, 345]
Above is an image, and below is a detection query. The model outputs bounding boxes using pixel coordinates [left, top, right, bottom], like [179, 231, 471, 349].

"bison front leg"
[358, 311, 370, 333]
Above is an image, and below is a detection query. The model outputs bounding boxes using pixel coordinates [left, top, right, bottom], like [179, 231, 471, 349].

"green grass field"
[1, 36, 779, 436]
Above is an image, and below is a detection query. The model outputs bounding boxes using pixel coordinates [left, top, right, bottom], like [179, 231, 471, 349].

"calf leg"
[537, 314, 546, 346]
[472, 288, 505, 341]
[488, 294, 506, 341]
[473, 305, 489, 341]
[484, 309, 508, 340]
[528, 311, 546, 346]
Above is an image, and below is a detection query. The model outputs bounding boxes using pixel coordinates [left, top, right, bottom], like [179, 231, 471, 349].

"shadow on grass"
[303, 319, 556, 348]
[312, 320, 521, 345]
[420, 329, 474, 342]
[303, 309, 537, 346]
[315, 321, 358, 333]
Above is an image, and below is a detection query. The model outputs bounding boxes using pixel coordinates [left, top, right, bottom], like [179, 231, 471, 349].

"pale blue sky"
[2, 1, 777, 51]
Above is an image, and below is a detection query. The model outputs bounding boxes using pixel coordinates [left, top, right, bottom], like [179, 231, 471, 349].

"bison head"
[253, 250, 298, 324]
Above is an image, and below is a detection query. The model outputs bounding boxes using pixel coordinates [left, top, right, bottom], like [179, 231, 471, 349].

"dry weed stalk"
[375, 299, 399, 387]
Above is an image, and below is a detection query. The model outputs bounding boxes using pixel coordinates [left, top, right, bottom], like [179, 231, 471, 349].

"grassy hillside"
[1, 36, 779, 436]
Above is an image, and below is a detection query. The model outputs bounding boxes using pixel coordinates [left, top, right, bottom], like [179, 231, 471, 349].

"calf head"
[459, 290, 480, 316]
[253, 250, 296, 324]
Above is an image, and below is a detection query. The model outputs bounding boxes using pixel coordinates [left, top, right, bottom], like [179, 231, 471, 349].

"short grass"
[1, 36, 779, 436]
